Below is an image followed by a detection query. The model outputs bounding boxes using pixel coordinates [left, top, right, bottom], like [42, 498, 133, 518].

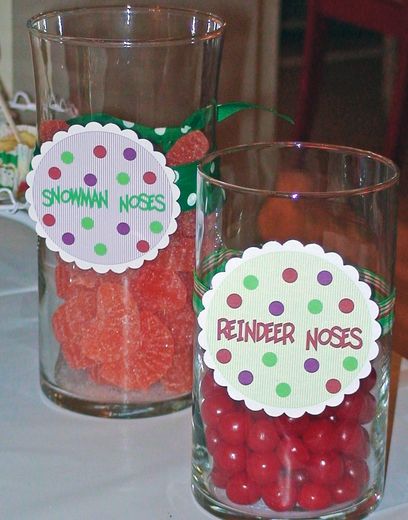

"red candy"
[277, 436, 310, 470]
[52, 289, 96, 344]
[39, 119, 69, 142]
[201, 393, 237, 429]
[302, 419, 337, 453]
[213, 442, 247, 475]
[200, 370, 375, 513]
[226, 473, 261, 505]
[247, 419, 279, 453]
[308, 451, 344, 485]
[218, 411, 249, 446]
[165, 130, 209, 166]
[262, 475, 298, 512]
[298, 483, 332, 511]
[246, 451, 281, 485]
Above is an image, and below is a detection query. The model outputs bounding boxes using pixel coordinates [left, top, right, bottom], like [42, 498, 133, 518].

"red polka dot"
[339, 298, 354, 313]
[226, 293, 242, 309]
[282, 268, 298, 283]
[326, 379, 341, 394]
[42, 214, 55, 226]
[216, 349, 232, 364]
[93, 145, 107, 159]
[48, 167, 61, 180]
[143, 171, 157, 185]
[136, 240, 150, 253]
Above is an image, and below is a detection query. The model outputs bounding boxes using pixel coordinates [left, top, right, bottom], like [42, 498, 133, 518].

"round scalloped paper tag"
[198, 240, 381, 418]
[26, 123, 180, 273]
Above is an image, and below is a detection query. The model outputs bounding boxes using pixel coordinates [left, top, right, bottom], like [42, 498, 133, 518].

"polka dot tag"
[216, 349, 232, 364]
[62, 232, 75, 245]
[282, 268, 298, 283]
[94, 243, 107, 256]
[81, 217, 94, 230]
[143, 171, 157, 185]
[262, 352, 278, 367]
[276, 383, 291, 397]
[117, 222, 130, 235]
[269, 301, 284, 316]
[339, 298, 354, 313]
[308, 299, 323, 314]
[227, 293, 242, 309]
[238, 370, 253, 385]
[48, 167, 61, 180]
[93, 145, 107, 159]
[243, 275, 259, 290]
[61, 151, 74, 164]
[116, 172, 130, 185]
[43, 214, 55, 227]
[317, 270, 333, 286]
[123, 147, 137, 161]
[84, 173, 97, 187]
[326, 379, 341, 394]
[304, 358, 320, 373]
[136, 240, 150, 253]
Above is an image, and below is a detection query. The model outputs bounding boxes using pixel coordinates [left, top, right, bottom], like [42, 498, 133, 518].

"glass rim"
[198, 142, 400, 199]
[27, 5, 226, 47]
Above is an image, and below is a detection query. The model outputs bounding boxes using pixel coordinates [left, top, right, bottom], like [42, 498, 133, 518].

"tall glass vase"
[27, 6, 225, 417]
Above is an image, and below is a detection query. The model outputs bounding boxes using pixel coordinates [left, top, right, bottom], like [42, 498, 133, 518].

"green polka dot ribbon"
[34, 103, 293, 213]
[194, 248, 395, 338]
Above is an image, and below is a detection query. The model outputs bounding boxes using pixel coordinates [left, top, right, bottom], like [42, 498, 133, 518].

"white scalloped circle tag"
[198, 240, 380, 418]
[26, 123, 180, 273]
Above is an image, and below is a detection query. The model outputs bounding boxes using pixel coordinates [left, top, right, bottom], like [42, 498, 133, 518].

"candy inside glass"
[192, 142, 398, 518]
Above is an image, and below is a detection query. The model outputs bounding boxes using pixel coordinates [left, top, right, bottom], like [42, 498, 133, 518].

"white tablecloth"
[1, 212, 407, 520]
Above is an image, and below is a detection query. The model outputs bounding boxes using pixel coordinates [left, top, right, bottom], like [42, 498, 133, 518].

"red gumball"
[298, 482, 332, 511]
[336, 421, 370, 459]
[201, 393, 237, 429]
[218, 411, 249, 446]
[210, 468, 229, 489]
[226, 472, 261, 505]
[275, 414, 311, 437]
[213, 442, 247, 475]
[343, 456, 370, 490]
[302, 419, 337, 453]
[246, 451, 281, 486]
[201, 370, 225, 399]
[262, 475, 298, 512]
[308, 451, 344, 485]
[277, 436, 310, 470]
[247, 419, 279, 453]
[205, 427, 221, 455]
[331, 476, 361, 504]
[359, 368, 377, 393]
[359, 393, 376, 424]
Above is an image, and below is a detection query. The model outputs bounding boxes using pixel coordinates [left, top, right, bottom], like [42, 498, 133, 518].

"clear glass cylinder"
[27, 6, 225, 417]
[192, 143, 398, 518]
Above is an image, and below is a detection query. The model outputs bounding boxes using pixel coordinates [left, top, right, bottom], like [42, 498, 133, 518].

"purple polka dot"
[317, 270, 333, 286]
[304, 358, 320, 373]
[117, 222, 130, 235]
[269, 301, 284, 316]
[123, 147, 137, 161]
[143, 171, 157, 184]
[226, 293, 242, 309]
[84, 173, 97, 187]
[339, 298, 354, 313]
[238, 370, 253, 386]
[62, 232, 75, 245]
[136, 240, 149, 253]
[216, 349, 232, 364]
[282, 268, 298, 283]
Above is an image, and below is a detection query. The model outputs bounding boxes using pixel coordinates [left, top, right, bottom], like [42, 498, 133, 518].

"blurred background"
[1, 0, 407, 357]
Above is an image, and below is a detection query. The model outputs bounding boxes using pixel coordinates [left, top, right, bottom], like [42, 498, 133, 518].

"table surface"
[1, 212, 408, 520]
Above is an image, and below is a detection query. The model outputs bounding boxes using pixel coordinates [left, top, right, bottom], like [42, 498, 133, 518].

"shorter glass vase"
[192, 143, 398, 519]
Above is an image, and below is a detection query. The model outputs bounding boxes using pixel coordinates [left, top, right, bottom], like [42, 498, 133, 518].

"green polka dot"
[61, 151, 74, 164]
[243, 275, 259, 290]
[116, 172, 130, 185]
[343, 356, 358, 371]
[94, 243, 107, 256]
[262, 352, 277, 367]
[308, 299, 323, 314]
[150, 221, 163, 234]
[81, 217, 94, 230]
[276, 383, 291, 398]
